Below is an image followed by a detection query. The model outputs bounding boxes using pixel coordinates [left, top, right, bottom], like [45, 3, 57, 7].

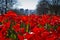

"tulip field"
[0, 10, 60, 40]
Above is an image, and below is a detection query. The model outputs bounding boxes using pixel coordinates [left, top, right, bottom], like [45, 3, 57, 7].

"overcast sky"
[13, 0, 39, 10]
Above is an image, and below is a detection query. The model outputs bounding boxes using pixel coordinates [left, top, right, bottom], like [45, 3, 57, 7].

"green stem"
[26, 24, 29, 32]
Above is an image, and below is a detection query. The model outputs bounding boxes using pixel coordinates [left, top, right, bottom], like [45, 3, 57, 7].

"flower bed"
[0, 10, 60, 40]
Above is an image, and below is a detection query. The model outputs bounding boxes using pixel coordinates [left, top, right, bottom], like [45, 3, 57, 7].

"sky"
[13, 0, 39, 10]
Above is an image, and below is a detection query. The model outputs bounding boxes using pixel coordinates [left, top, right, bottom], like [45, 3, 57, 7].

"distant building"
[20, 8, 24, 15]
[24, 9, 29, 15]
[29, 10, 36, 14]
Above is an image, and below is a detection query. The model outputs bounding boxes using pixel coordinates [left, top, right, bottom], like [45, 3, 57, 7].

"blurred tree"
[12, 9, 20, 14]
[36, 0, 50, 15]
[0, 0, 17, 14]
[50, 0, 60, 15]
[36, 0, 60, 15]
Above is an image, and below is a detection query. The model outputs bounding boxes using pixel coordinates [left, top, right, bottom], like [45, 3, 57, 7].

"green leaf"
[45, 24, 52, 31]
[20, 22, 25, 28]
[0, 22, 2, 25]
[38, 24, 42, 28]
[53, 25, 58, 30]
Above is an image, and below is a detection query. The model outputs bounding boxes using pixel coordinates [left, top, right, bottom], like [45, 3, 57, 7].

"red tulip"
[13, 24, 20, 32]
[17, 34, 24, 40]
